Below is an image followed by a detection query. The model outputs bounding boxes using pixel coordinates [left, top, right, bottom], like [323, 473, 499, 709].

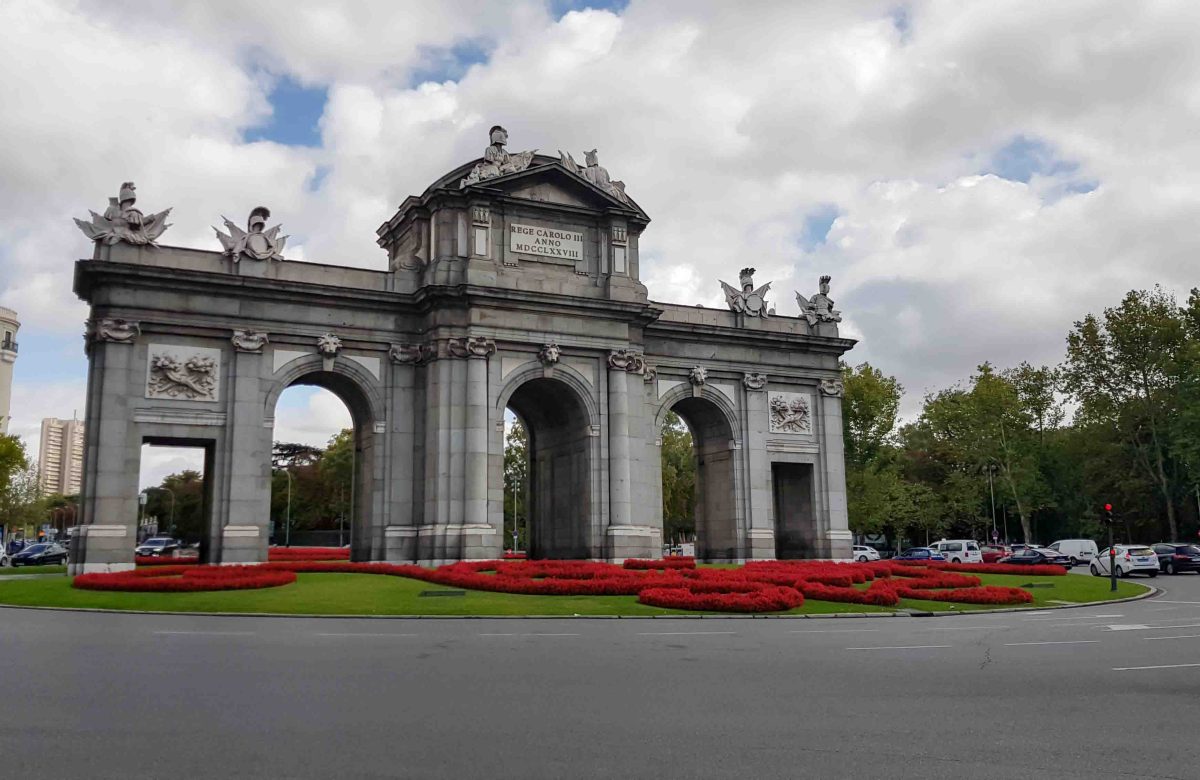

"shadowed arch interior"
[506, 377, 591, 559]
[279, 371, 376, 562]
[667, 396, 739, 559]
[670, 396, 738, 562]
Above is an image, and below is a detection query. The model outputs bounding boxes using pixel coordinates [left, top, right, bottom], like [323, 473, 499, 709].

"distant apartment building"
[0, 307, 18, 434]
[38, 418, 85, 496]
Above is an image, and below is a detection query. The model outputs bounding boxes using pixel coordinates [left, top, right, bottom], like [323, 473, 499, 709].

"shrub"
[74, 565, 296, 593]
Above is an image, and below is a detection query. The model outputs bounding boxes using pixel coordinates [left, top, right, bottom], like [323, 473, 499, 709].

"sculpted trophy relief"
[75, 182, 172, 247]
[460, 125, 538, 186]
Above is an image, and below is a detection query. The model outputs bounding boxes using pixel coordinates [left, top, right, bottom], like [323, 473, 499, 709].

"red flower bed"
[893, 560, 1066, 577]
[623, 557, 696, 570]
[267, 546, 350, 561]
[74, 565, 296, 592]
[74, 556, 1038, 612]
[502, 552, 527, 560]
[638, 583, 804, 613]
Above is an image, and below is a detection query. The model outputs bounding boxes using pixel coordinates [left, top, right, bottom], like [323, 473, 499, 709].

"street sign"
[991, 529, 1000, 541]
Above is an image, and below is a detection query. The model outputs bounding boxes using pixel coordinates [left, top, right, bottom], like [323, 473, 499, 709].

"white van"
[931, 539, 982, 564]
[1048, 539, 1098, 567]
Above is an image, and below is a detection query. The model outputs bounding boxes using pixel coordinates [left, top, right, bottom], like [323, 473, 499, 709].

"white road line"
[636, 631, 737, 636]
[1113, 663, 1200, 672]
[1026, 613, 1122, 621]
[1004, 640, 1100, 647]
[1107, 623, 1200, 632]
[1145, 634, 1200, 641]
[475, 628, 578, 633]
[788, 628, 879, 634]
[846, 645, 952, 651]
[1153, 600, 1200, 605]
[926, 625, 1009, 631]
[153, 630, 255, 636]
[316, 628, 420, 633]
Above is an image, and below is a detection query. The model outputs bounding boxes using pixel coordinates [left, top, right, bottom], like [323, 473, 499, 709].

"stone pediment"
[466, 161, 648, 220]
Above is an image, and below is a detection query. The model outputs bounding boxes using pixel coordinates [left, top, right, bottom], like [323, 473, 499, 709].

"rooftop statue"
[796, 275, 842, 327]
[460, 125, 538, 186]
[720, 267, 772, 318]
[74, 182, 172, 246]
[559, 148, 629, 204]
[214, 206, 287, 262]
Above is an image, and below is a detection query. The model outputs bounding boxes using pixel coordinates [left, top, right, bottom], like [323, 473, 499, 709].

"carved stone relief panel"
[767, 391, 812, 435]
[145, 344, 221, 402]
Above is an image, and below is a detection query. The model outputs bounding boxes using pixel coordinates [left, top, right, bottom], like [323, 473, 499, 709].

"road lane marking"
[925, 625, 1008, 631]
[1153, 600, 1200, 604]
[1107, 623, 1200, 632]
[153, 631, 255, 636]
[316, 628, 420, 633]
[788, 629, 879, 634]
[1026, 613, 1122, 621]
[1004, 640, 1100, 646]
[1145, 634, 1200, 641]
[636, 631, 737, 636]
[475, 628, 578, 633]
[1113, 663, 1200, 672]
[846, 645, 951, 651]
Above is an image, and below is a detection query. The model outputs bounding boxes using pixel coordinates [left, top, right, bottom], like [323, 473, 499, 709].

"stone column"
[741, 372, 776, 560]
[73, 319, 141, 574]
[818, 378, 852, 559]
[462, 337, 496, 559]
[384, 344, 423, 562]
[607, 353, 633, 529]
[220, 331, 271, 564]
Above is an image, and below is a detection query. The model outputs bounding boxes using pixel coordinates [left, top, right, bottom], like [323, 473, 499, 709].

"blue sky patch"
[410, 38, 492, 86]
[549, 0, 629, 19]
[890, 5, 912, 42]
[799, 204, 839, 251]
[244, 77, 327, 147]
[985, 135, 1078, 183]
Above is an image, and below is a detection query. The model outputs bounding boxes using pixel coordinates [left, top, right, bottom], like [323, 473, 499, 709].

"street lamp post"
[283, 468, 293, 547]
[986, 464, 998, 543]
[142, 487, 176, 537]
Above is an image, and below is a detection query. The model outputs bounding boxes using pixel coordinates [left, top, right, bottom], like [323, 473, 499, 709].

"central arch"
[504, 376, 593, 559]
[264, 357, 383, 562]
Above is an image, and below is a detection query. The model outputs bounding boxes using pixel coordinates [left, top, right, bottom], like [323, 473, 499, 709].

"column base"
[605, 525, 657, 563]
[746, 528, 776, 560]
[219, 524, 267, 563]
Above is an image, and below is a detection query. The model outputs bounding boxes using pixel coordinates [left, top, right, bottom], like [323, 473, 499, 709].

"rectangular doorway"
[772, 462, 815, 559]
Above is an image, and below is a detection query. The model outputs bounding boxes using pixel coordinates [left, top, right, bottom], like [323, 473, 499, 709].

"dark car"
[10, 543, 68, 567]
[895, 547, 946, 562]
[997, 547, 1070, 568]
[135, 537, 180, 557]
[1153, 543, 1200, 575]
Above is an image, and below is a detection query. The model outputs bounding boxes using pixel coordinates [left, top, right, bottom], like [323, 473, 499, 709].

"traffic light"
[1103, 503, 1114, 525]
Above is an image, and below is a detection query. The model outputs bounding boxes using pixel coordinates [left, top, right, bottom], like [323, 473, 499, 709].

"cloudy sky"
[3, 0, 1199, 485]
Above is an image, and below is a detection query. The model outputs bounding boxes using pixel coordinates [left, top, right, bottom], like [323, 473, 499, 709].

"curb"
[0, 581, 1157, 621]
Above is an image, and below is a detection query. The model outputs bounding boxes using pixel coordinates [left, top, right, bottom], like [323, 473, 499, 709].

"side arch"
[264, 354, 386, 427]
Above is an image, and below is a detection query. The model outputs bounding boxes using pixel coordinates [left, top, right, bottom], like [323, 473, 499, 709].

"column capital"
[447, 336, 496, 359]
[231, 330, 269, 353]
[607, 348, 645, 374]
[88, 318, 139, 345]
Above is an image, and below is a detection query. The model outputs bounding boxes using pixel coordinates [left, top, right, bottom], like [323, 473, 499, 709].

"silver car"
[1090, 545, 1159, 578]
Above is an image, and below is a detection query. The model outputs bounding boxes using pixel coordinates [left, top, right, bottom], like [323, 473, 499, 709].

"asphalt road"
[3, 571, 1200, 780]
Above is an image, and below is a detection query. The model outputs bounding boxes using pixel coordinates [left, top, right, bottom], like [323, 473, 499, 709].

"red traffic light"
[1104, 503, 1113, 512]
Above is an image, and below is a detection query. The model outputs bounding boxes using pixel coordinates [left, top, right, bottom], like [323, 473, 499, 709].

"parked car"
[852, 545, 881, 562]
[895, 547, 946, 562]
[980, 545, 1009, 563]
[10, 543, 68, 567]
[1047, 539, 1099, 567]
[1090, 545, 1159, 578]
[1152, 543, 1200, 575]
[0, 548, 8, 567]
[931, 539, 983, 564]
[135, 537, 180, 557]
[998, 547, 1071, 568]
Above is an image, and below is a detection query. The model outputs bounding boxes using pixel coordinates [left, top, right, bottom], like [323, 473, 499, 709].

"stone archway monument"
[69, 127, 855, 573]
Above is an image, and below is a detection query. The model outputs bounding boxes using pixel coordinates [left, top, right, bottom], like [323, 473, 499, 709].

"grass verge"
[0, 568, 1151, 616]
[0, 565, 66, 577]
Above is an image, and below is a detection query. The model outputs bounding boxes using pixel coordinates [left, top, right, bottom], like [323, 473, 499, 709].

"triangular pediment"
[462, 161, 648, 221]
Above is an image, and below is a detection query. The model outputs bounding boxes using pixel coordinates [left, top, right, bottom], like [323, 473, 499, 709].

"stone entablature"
[69, 127, 855, 573]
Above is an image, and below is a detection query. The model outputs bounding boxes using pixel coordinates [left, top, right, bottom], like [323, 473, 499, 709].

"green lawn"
[0, 565, 66, 576]
[0, 568, 1150, 617]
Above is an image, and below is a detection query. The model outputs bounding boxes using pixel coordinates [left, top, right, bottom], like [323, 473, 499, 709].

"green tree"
[1063, 287, 1189, 540]
[841, 362, 905, 540]
[144, 470, 205, 541]
[660, 411, 696, 544]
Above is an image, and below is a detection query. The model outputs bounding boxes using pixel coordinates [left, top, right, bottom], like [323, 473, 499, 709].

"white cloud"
[4, 0, 1200, 431]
